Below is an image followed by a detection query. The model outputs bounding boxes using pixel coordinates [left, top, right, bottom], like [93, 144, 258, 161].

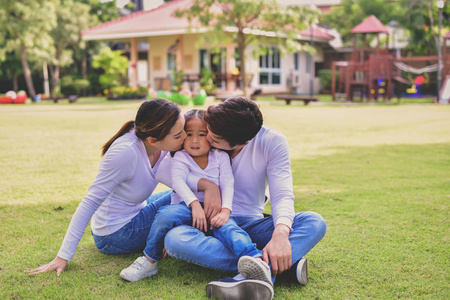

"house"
[82, 0, 336, 95]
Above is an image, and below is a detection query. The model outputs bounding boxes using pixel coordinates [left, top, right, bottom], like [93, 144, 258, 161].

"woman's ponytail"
[102, 121, 135, 156]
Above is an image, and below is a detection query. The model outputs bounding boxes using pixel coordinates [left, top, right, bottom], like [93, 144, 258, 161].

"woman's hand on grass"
[190, 200, 208, 232]
[210, 208, 230, 229]
[27, 256, 67, 276]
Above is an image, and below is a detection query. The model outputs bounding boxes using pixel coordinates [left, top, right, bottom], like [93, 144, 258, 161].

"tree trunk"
[19, 42, 36, 101]
[237, 31, 249, 98]
[48, 64, 61, 96]
[12, 69, 18, 92]
[82, 49, 88, 96]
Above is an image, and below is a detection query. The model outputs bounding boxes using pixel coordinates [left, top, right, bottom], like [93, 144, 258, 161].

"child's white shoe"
[120, 256, 158, 282]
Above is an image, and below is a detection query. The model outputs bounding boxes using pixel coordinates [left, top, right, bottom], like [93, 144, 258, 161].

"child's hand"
[210, 208, 231, 229]
[190, 201, 207, 232]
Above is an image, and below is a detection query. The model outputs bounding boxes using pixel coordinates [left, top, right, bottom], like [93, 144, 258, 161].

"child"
[120, 109, 272, 286]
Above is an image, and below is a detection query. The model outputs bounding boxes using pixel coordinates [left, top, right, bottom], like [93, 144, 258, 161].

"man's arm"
[264, 132, 296, 274]
[262, 224, 292, 276]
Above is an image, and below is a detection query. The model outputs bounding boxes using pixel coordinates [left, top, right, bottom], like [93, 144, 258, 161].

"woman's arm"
[28, 145, 135, 275]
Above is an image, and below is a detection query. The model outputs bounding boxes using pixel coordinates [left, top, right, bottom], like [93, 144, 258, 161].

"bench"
[275, 95, 319, 105]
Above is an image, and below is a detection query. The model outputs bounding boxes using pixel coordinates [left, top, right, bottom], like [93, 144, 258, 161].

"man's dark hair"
[204, 96, 263, 147]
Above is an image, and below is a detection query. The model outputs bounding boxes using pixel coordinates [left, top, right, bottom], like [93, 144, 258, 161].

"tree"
[47, 0, 95, 95]
[176, 0, 317, 97]
[320, 0, 402, 47]
[321, 0, 450, 56]
[397, 0, 450, 56]
[92, 48, 129, 92]
[0, 0, 57, 101]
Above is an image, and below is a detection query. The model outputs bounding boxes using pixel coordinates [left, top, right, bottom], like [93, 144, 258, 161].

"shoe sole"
[120, 269, 158, 282]
[238, 256, 272, 286]
[206, 279, 273, 300]
[296, 258, 308, 285]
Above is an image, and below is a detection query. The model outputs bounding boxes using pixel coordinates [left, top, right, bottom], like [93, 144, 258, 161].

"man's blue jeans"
[164, 211, 327, 273]
[92, 190, 172, 255]
[144, 203, 262, 262]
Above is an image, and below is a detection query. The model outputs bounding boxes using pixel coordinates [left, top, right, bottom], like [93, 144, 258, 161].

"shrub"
[170, 92, 190, 105]
[108, 85, 147, 100]
[318, 69, 339, 92]
[193, 89, 207, 106]
[61, 75, 90, 95]
[200, 68, 216, 94]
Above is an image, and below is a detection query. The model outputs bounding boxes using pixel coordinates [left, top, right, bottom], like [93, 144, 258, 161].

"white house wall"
[142, 34, 325, 94]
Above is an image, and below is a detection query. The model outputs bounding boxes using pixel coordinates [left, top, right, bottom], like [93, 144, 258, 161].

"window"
[294, 53, 300, 71]
[306, 54, 312, 74]
[167, 53, 176, 71]
[259, 48, 281, 85]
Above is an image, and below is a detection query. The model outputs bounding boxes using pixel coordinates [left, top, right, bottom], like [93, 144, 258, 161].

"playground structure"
[331, 16, 450, 102]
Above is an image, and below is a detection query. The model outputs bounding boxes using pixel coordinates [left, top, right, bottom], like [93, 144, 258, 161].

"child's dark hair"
[204, 97, 262, 147]
[184, 109, 205, 123]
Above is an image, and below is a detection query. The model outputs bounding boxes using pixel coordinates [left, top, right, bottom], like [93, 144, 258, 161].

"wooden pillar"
[226, 42, 236, 92]
[176, 35, 183, 71]
[130, 37, 138, 88]
[147, 38, 151, 88]
[331, 61, 336, 101]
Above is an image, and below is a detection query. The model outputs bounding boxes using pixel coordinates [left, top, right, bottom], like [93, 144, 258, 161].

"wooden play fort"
[331, 16, 450, 102]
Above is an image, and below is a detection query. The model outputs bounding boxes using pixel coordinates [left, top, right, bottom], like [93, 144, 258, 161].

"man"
[164, 97, 326, 299]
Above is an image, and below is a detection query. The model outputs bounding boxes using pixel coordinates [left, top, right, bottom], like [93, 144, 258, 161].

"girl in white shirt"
[120, 109, 270, 284]
[29, 99, 186, 276]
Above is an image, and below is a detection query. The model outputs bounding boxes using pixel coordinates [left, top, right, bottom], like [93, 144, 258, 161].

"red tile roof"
[351, 15, 389, 34]
[82, 0, 333, 43]
[300, 26, 335, 40]
[82, 0, 194, 39]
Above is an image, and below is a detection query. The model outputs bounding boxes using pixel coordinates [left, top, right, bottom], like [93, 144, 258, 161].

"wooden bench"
[275, 95, 319, 105]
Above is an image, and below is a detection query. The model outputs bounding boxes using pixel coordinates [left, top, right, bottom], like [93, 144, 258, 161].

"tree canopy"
[320, 0, 450, 56]
[177, 0, 318, 96]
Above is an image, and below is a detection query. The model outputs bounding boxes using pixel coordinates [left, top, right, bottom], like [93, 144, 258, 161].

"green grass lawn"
[1, 98, 449, 299]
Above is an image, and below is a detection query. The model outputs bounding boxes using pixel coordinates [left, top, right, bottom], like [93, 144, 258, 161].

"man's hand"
[190, 200, 208, 232]
[198, 179, 221, 222]
[210, 208, 230, 229]
[26, 256, 67, 276]
[262, 224, 292, 276]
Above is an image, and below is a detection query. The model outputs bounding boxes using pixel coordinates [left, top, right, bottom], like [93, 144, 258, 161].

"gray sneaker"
[120, 256, 158, 282]
[296, 257, 308, 285]
[206, 277, 273, 300]
[238, 256, 272, 286]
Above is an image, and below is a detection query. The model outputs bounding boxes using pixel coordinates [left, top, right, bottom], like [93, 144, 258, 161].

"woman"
[29, 99, 186, 275]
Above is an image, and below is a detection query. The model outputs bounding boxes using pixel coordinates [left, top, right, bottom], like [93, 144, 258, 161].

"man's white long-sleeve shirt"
[157, 126, 295, 229]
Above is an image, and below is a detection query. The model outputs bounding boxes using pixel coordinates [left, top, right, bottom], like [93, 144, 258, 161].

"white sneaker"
[296, 257, 308, 285]
[120, 256, 158, 282]
[206, 277, 274, 300]
[238, 256, 272, 286]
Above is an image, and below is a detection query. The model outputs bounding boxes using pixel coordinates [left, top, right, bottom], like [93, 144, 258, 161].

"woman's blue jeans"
[164, 211, 327, 273]
[92, 190, 172, 255]
[143, 203, 262, 262]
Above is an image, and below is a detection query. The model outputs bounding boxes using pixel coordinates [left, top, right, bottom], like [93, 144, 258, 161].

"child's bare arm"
[210, 208, 231, 228]
[190, 200, 208, 232]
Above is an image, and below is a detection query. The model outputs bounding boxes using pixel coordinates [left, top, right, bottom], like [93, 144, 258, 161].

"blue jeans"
[164, 211, 327, 273]
[144, 203, 262, 262]
[92, 190, 172, 255]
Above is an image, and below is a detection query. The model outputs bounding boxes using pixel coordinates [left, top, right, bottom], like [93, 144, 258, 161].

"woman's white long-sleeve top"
[57, 130, 166, 261]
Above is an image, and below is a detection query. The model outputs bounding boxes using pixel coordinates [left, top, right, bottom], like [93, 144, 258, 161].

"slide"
[439, 75, 450, 104]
